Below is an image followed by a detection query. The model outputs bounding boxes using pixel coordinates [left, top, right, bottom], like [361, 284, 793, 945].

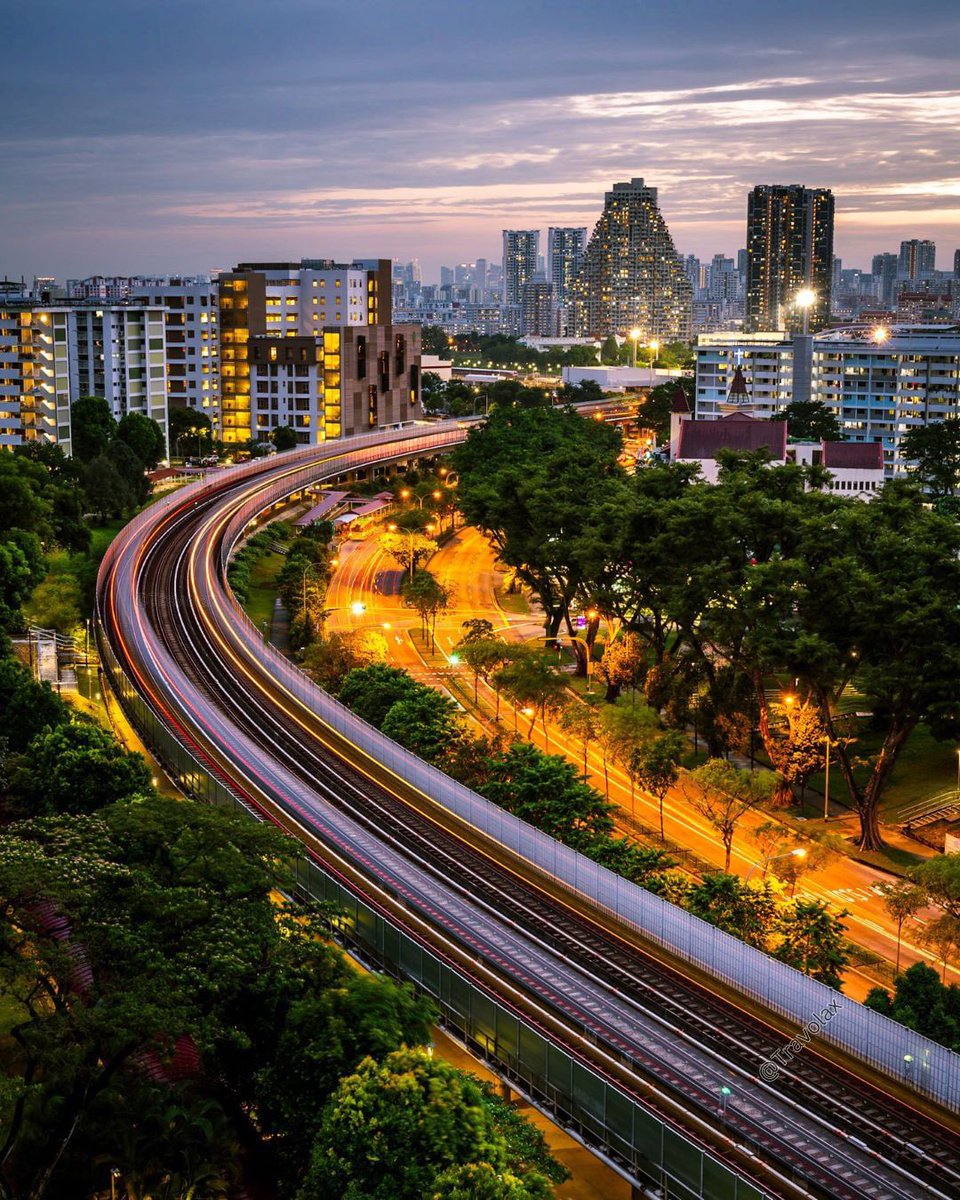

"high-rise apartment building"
[706, 254, 740, 303]
[571, 178, 692, 340]
[520, 280, 556, 337]
[0, 304, 76, 451]
[0, 300, 169, 455]
[133, 280, 219, 424]
[546, 228, 586, 304]
[501, 230, 540, 307]
[218, 259, 416, 446]
[871, 253, 899, 307]
[954, 249, 960, 281]
[744, 184, 835, 334]
[898, 239, 936, 280]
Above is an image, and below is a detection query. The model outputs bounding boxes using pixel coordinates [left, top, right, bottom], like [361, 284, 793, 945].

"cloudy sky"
[3, 0, 958, 282]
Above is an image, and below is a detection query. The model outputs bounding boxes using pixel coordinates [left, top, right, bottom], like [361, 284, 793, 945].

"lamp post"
[629, 327, 642, 369]
[745, 848, 806, 884]
[795, 287, 817, 337]
[649, 338, 660, 386]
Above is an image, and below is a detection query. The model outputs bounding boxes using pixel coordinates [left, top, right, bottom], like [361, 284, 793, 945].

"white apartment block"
[693, 324, 960, 477]
[814, 326, 960, 477]
[0, 301, 170, 456]
[694, 332, 796, 420]
[133, 280, 219, 423]
[0, 306, 75, 451]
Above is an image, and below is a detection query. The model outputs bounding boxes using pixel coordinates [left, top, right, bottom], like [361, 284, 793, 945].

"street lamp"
[795, 288, 817, 336]
[745, 848, 806, 883]
[873, 326, 890, 345]
[629, 327, 642, 369]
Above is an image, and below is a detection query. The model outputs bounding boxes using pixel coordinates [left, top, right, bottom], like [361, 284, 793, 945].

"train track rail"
[99, 437, 960, 1200]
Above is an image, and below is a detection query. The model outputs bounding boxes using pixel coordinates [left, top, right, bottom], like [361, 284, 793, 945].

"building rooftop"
[677, 412, 787, 461]
[821, 441, 885, 471]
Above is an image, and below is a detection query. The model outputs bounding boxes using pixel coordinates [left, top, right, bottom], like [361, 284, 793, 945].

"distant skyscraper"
[546, 227, 587, 304]
[571, 178, 691, 340]
[898, 239, 936, 280]
[744, 184, 835, 333]
[520, 280, 556, 337]
[474, 258, 488, 290]
[439, 266, 454, 288]
[954, 249, 960, 281]
[501, 230, 540, 307]
[683, 255, 703, 300]
[706, 254, 738, 303]
[872, 253, 899, 307]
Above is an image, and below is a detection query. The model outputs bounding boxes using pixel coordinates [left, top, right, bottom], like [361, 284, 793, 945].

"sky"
[2, 0, 959, 283]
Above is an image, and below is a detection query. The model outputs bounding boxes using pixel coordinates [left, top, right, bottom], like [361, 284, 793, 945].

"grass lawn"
[797, 721, 957, 826]
[494, 585, 530, 615]
[241, 551, 286, 634]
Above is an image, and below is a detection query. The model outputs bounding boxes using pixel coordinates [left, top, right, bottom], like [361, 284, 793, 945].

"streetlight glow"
[350, 601, 366, 617]
[795, 288, 817, 309]
[873, 326, 889, 344]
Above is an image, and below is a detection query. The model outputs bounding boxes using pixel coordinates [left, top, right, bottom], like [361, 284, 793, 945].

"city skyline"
[2, 0, 958, 281]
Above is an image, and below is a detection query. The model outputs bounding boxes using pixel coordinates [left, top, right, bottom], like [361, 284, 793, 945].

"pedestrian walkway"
[268, 597, 290, 653]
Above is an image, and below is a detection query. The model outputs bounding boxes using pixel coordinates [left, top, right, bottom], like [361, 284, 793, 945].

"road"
[98, 430, 960, 1200]
[325, 524, 955, 996]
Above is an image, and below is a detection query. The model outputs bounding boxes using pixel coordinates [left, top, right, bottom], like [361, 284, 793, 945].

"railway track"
[100, 440, 960, 1200]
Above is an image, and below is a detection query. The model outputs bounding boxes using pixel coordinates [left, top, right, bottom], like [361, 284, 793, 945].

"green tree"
[421, 326, 453, 355]
[0, 797, 299, 1199]
[880, 881, 927, 974]
[684, 759, 776, 872]
[460, 617, 496, 644]
[0, 533, 45, 630]
[920, 913, 960, 982]
[272, 424, 299, 451]
[82, 454, 134, 520]
[256, 974, 436, 1189]
[457, 636, 509, 708]
[380, 529, 439, 574]
[775, 399, 842, 442]
[70, 395, 116, 462]
[900, 417, 960, 497]
[865, 962, 960, 1050]
[688, 873, 777, 949]
[631, 730, 686, 841]
[5, 721, 152, 819]
[493, 646, 568, 746]
[168, 407, 213, 458]
[298, 1048, 557, 1200]
[598, 702, 659, 809]
[401, 568, 449, 647]
[594, 631, 645, 703]
[481, 741, 614, 849]
[301, 629, 387, 692]
[558, 703, 599, 781]
[381, 687, 463, 764]
[108, 437, 151, 506]
[338, 663, 420, 728]
[429, 1162, 553, 1200]
[25, 573, 83, 634]
[452, 405, 623, 642]
[772, 899, 848, 989]
[0, 658, 69, 757]
[116, 411, 166, 469]
[911, 853, 960, 920]
[636, 376, 694, 442]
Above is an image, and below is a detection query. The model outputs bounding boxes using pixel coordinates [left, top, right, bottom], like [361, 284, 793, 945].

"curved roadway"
[98, 426, 960, 1200]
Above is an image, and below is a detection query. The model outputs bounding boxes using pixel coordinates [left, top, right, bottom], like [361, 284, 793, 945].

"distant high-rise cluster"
[571, 178, 692, 341]
[744, 185, 835, 334]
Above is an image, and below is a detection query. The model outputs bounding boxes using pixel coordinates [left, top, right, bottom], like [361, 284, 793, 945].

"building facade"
[247, 325, 421, 445]
[571, 178, 691, 341]
[694, 325, 960, 478]
[520, 280, 556, 337]
[898, 239, 936, 281]
[546, 227, 587, 305]
[0, 300, 169, 455]
[501, 231, 540, 308]
[133, 280, 219, 425]
[744, 184, 835, 334]
[218, 259, 395, 444]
